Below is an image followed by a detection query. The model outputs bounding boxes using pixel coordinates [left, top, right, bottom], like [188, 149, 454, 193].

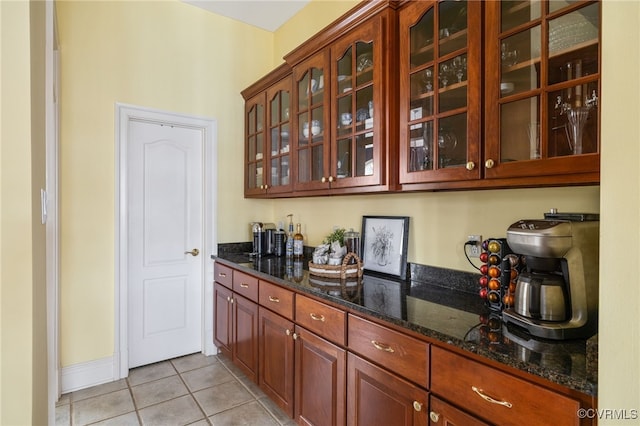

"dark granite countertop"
[212, 248, 597, 397]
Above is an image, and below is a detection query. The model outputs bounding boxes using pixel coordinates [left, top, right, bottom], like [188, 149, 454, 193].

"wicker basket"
[308, 252, 364, 279]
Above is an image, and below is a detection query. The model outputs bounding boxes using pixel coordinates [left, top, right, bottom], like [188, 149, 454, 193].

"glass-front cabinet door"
[245, 93, 266, 196]
[484, 1, 600, 180]
[330, 16, 383, 189]
[399, 0, 481, 186]
[293, 51, 331, 192]
[266, 78, 292, 194]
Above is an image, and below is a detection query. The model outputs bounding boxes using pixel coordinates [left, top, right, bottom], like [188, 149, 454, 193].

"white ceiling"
[183, 0, 312, 32]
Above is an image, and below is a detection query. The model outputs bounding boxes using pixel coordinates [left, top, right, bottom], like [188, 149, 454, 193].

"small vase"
[376, 248, 389, 266]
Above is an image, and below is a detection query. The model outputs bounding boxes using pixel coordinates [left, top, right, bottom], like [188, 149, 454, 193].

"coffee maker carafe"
[502, 212, 599, 340]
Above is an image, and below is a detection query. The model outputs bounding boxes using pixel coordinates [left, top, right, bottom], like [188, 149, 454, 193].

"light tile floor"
[56, 353, 296, 426]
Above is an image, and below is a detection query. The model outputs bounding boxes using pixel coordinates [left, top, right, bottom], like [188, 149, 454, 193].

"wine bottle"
[285, 214, 294, 258]
[293, 223, 304, 258]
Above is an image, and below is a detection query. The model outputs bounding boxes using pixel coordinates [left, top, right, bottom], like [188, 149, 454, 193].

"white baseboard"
[61, 344, 219, 393]
[60, 356, 116, 394]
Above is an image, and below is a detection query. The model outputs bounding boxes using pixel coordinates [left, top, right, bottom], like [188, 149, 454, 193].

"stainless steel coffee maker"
[502, 212, 599, 340]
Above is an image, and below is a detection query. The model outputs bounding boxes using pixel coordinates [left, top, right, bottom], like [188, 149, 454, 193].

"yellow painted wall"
[56, 0, 275, 366]
[273, 0, 359, 64]
[599, 0, 640, 416]
[0, 0, 48, 423]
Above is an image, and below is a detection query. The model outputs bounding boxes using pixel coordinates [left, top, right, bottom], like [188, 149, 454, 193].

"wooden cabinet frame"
[241, 0, 601, 198]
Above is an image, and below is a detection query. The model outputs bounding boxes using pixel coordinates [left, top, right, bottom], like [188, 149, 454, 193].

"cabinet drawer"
[431, 346, 581, 426]
[214, 263, 233, 288]
[233, 270, 259, 302]
[348, 314, 428, 387]
[259, 281, 294, 320]
[295, 295, 346, 346]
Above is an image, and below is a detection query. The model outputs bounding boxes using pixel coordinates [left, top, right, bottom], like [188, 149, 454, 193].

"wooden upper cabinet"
[242, 63, 292, 198]
[265, 77, 293, 195]
[399, 0, 482, 187]
[483, 0, 600, 182]
[242, 0, 601, 198]
[291, 10, 395, 195]
[329, 16, 385, 190]
[292, 51, 332, 192]
[244, 92, 267, 197]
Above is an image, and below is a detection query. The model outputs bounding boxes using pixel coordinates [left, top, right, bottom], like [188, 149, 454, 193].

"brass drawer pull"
[218, 272, 227, 277]
[471, 386, 513, 408]
[309, 313, 325, 322]
[371, 340, 395, 353]
[268, 295, 280, 303]
[240, 283, 249, 288]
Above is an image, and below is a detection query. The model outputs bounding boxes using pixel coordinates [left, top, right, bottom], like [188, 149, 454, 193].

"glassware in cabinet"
[399, 0, 481, 186]
[485, 0, 600, 180]
[266, 78, 293, 194]
[330, 16, 384, 189]
[245, 93, 266, 196]
[293, 51, 331, 191]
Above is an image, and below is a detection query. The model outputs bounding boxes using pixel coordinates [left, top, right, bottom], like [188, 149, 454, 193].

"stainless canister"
[265, 228, 276, 255]
[274, 230, 286, 257]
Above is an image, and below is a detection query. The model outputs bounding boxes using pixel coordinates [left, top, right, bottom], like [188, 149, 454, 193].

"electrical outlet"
[467, 234, 482, 258]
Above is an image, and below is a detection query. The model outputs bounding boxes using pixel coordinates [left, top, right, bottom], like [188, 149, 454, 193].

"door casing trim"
[114, 103, 217, 379]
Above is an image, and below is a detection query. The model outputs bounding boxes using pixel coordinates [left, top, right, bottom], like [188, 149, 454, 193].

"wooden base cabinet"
[295, 325, 346, 426]
[213, 282, 259, 383]
[431, 346, 587, 426]
[232, 294, 259, 383]
[429, 396, 489, 426]
[258, 306, 296, 417]
[213, 282, 233, 359]
[347, 352, 428, 426]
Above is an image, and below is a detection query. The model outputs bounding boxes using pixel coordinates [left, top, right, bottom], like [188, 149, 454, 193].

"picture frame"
[361, 216, 410, 279]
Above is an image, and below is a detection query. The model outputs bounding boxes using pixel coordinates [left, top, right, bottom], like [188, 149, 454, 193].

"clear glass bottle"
[285, 214, 294, 258]
[293, 223, 304, 258]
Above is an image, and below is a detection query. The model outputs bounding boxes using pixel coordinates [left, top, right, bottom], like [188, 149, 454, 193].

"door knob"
[185, 248, 200, 256]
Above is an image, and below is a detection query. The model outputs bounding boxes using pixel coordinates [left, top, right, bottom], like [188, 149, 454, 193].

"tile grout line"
[125, 375, 144, 426]
[170, 357, 212, 425]
[61, 354, 290, 426]
[216, 359, 286, 426]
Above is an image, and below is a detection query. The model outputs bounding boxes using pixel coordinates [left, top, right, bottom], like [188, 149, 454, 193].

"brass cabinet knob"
[321, 177, 326, 183]
[264, 184, 269, 190]
[285, 329, 291, 336]
[292, 332, 298, 340]
[466, 161, 475, 171]
[485, 159, 495, 169]
[413, 401, 423, 412]
[226, 296, 231, 302]
[328, 176, 334, 182]
[429, 411, 440, 422]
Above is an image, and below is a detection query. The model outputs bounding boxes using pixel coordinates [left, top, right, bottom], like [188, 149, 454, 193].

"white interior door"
[127, 119, 203, 368]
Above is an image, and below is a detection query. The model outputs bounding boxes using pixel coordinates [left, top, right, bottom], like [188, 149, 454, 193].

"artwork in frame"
[361, 216, 410, 279]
